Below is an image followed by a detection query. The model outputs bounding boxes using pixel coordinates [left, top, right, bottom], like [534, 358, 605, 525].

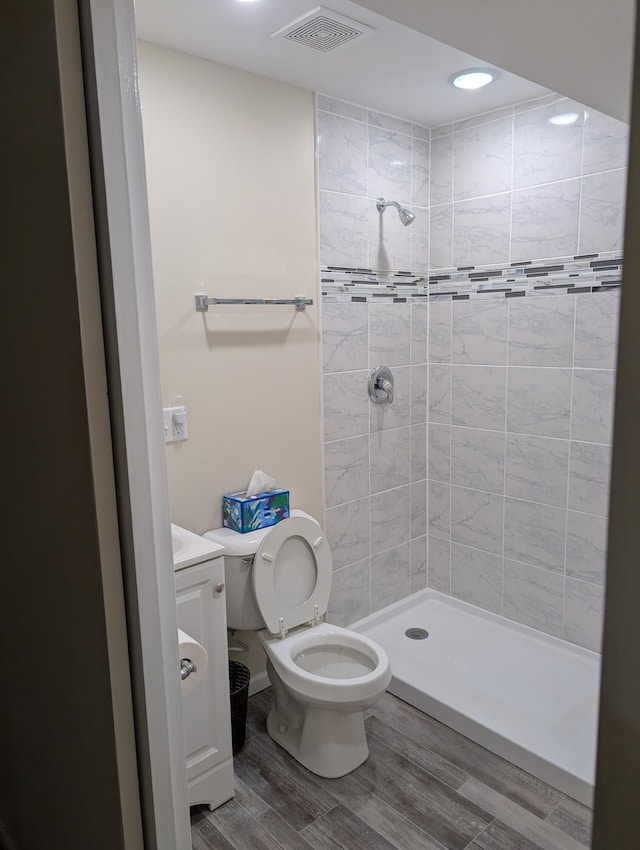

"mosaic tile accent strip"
[321, 252, 622, 302]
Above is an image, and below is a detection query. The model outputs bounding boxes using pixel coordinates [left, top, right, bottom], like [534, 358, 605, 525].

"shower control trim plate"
[369, 365, 394, 404]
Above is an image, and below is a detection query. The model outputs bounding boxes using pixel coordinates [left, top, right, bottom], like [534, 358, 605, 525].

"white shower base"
[353, 589, 600, 806]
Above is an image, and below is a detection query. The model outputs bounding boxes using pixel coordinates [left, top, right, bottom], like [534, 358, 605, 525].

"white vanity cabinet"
[174, 548, 234, 810]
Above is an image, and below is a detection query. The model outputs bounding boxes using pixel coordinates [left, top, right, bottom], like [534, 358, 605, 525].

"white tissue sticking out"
[246, 469, 276, 497]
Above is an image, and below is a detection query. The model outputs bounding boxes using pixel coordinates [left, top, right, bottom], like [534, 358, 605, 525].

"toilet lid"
[252, 515, 332, 637]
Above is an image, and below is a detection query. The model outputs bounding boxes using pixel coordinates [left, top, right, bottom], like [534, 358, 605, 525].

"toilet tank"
[204, 510, 313, 631]
[203, 525, 271, 630]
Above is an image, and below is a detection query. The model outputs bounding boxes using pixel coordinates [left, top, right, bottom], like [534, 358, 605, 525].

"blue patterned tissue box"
[222, 489, 290, 534]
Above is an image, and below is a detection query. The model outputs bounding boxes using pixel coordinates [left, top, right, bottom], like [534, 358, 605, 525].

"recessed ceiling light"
[450, 69, 497, 90]
[549, 112, 580, 126]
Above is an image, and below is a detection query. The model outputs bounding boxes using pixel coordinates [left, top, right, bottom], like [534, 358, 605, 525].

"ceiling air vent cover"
[272, 7, 375, 52]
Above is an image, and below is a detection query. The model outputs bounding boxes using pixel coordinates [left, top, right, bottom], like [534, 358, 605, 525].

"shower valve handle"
[369, 366, 394, 404]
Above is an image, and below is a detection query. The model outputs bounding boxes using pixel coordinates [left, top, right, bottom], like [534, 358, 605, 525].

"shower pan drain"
[405, 628, 429, 640]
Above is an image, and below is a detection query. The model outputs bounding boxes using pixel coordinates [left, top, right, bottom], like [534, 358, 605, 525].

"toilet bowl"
[205, 510, 391, 777]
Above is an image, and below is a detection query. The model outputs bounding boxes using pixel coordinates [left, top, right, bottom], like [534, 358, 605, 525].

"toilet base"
[265, 659, 369, 778]
[266, 703, 369, 778]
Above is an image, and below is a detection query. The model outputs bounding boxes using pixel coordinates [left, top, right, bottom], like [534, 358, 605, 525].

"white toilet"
[205, 510, 391, 778]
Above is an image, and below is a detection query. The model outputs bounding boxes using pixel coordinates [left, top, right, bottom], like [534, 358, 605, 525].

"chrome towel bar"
[195, 294, 313, 312]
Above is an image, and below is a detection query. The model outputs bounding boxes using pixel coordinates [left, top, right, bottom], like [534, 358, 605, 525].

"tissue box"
[223, 489, 290, 534]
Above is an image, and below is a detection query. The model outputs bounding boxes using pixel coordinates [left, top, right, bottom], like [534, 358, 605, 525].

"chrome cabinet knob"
[215, 582, 225, 593]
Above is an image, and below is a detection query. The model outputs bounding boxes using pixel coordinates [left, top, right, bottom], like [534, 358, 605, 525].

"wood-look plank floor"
[191, 689, 593, 850]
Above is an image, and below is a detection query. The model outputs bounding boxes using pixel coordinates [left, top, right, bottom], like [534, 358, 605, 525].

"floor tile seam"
[358, 783, 471, 850]
[365, 725, 471, 793]
[233, 750, 341, 825]
[458, 778, 590, 850]
[460, 816, 497, 850]
[543, 795, 569, 825]
[292, 801, 343, 842]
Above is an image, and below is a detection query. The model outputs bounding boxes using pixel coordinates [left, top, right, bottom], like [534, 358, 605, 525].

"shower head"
[376, 197, 416, 226]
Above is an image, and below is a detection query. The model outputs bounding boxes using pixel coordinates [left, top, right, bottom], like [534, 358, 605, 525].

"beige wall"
[138, 41, 323, 537]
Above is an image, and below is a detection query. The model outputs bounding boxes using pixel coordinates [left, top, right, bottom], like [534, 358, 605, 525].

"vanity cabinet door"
[175, 557, 233, 809]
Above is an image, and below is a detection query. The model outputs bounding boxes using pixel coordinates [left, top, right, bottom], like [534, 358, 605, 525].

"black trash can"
[228, 660, 251, 755]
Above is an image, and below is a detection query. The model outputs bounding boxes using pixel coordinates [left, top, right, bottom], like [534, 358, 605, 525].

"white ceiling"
[134, 0, 551, 127]
[353, 0, 634, 123]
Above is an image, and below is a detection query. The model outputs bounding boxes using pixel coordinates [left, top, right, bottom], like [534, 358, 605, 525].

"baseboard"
[248, 670, 269, 696]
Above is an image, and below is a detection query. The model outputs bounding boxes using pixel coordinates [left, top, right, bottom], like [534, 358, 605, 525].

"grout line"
[563, 300, 578, 638]
[502, 301, 510, 615]
[461, 818, 497, 850]
[577, 107, 586, 254]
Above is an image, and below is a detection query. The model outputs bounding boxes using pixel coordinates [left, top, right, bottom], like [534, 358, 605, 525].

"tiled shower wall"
[323, 292, 619, 652]
[318, 92, 629, 271]
[320, 94, 627, 652]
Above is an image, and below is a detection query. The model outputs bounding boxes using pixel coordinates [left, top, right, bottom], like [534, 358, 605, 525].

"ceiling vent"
[272, 7, 375, 53]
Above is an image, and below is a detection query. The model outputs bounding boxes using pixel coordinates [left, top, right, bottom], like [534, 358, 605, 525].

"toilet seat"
[253, 515, 332, 637]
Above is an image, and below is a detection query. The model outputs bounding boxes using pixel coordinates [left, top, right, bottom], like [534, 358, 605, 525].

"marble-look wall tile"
[323, 370, 370, 441]
[429, 299, 452, 362]
[503, 560, 564, 638]
[412, 124, 430, 141]
[324, 435, 369, 507]
[452, 299, 508, 365]
[564, 578, 605, 651]
[371, 542, 412, 612]
[319, 190, 369, 268]
[409, 206, 430, 272]
[326, 559, 370, 626]
[451, 543, 502, 614]
[428, 536, 451, 593]
[453, 194, 511, 267]
[513, 100, 584, 189]
[410, 480, 427, 539]
[410, 423, 427, 482]
[508, 296, 575, 367]
[369, 427, 411, 494]
[410, 302, 428, 365]
[574, 290, 620, 370]
[511, 179, 580, 260]
[454, 117, 512, 201]
[368, 126, 411, 204]
[579, 169, 627, 255]
[322, 302, 368, 373]
[370, 365, 411, 432]
[454, 105, 514, 133]
[428, 480, 451, 538]
[317, 95, 367, 122]
[410, 364, 428, 425]
[505, 433, 569, 508]
[428, 365, 451, 423]
[430, 133, 453, 206]
[370, 485, 411, 554]
[450, 427, 505, 494]
[582, 108, 629, 174]
[451, 486, 504, 555]
[568, 441, 611, 517]
[506, 367, 572, 438]
[514, 94, 566, 115]
[411, 536, 428, 593]
[430, 204, 453, 269]
[504, 497, 566, 572]
[370, 302, 411, 366]
[428, 424, 451, 483]
[325, 498, 370, 570]
[566, 510, 608, 585]
[369, 203, 411, 270]
[451, 365, 507, 431]
[368, 110, 413, 136]
[411, 138, 430, 207]
[317, 111, 367, 194]
[571, 369, 616, 444]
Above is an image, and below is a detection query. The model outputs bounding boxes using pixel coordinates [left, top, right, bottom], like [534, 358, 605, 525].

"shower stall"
[318, 92, 625, 805]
